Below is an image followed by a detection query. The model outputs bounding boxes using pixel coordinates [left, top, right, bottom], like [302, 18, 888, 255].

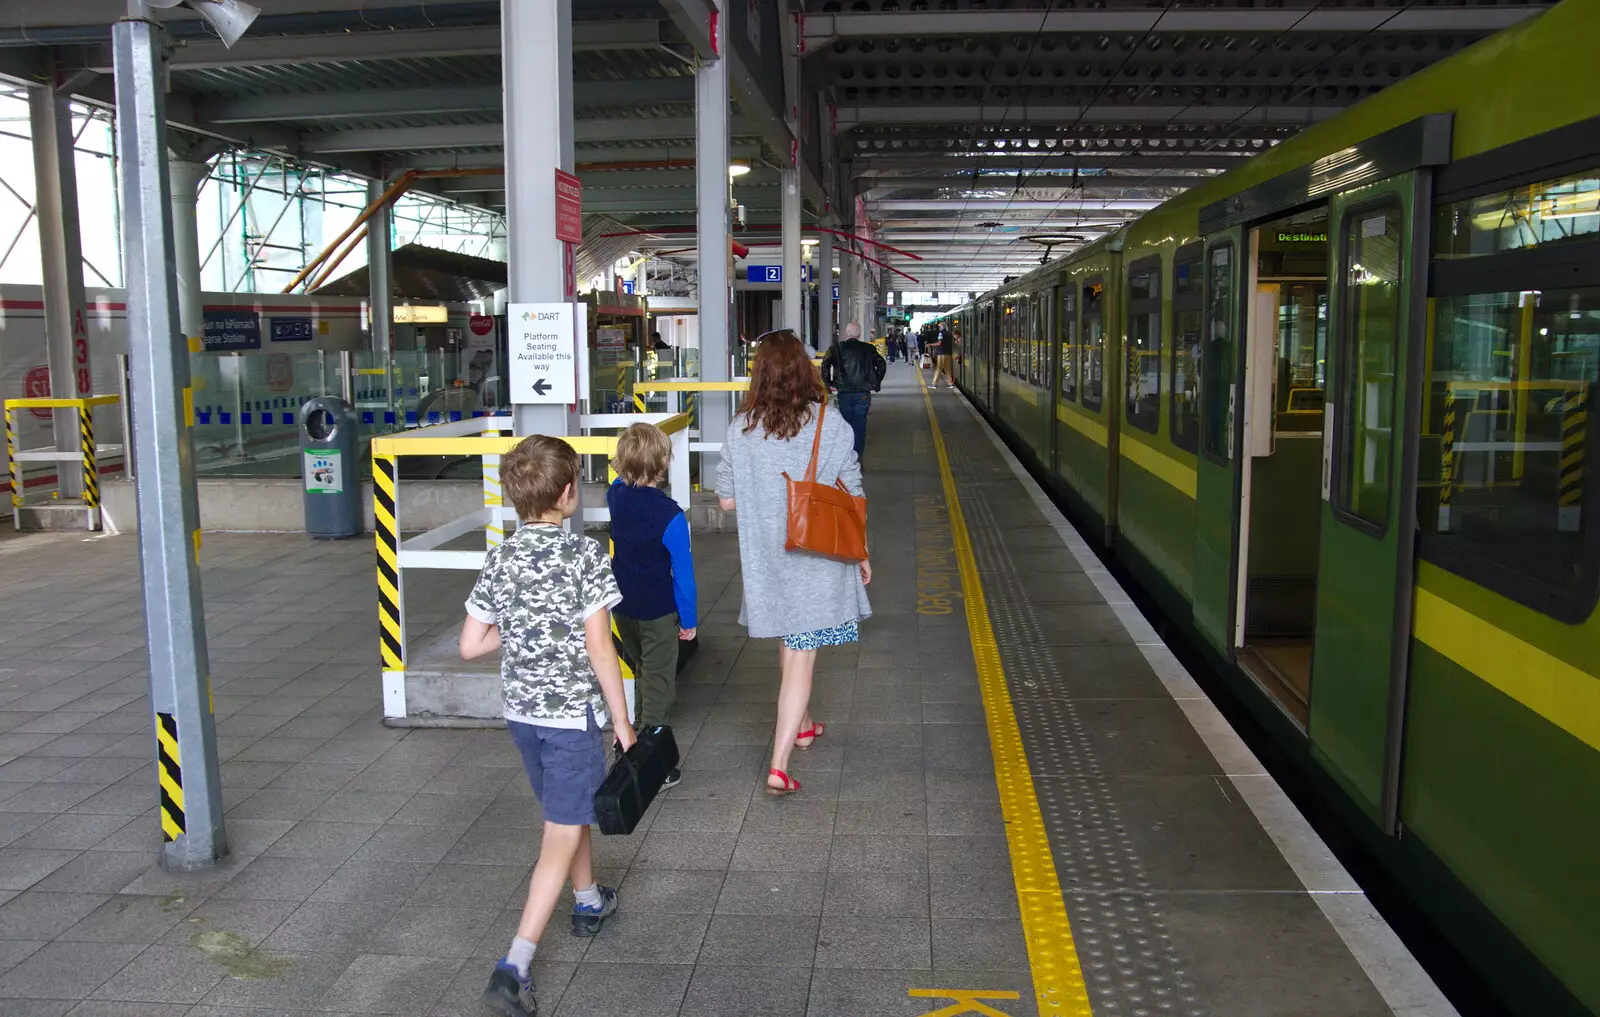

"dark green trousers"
[616, 613, 680, 728]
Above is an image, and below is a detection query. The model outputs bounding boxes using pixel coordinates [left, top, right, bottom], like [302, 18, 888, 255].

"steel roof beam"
[801, 6, 1542, 45]
[657, 0, 719, 62]
[388, 141, 769, 172]
[78, 20, 668, 73]
[836, 104, 1336, 127]
[872, 198, 1159, 210]
[198, 80, 699, 124]
[852, 153, 1252, 171]
[588, 196, 783, 213]
[299, 116, 761, 153]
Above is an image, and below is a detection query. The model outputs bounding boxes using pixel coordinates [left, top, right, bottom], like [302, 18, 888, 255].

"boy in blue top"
[460, 436, 635, 1017]
[606, 423, 697, 789]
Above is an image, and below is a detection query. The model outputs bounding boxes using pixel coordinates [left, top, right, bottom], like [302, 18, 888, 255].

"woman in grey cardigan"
[716, 331, 872, 796]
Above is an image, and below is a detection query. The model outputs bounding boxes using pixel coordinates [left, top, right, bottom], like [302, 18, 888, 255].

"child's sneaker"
[570, 885, 618, 937]
[482, 959, 537, 1017]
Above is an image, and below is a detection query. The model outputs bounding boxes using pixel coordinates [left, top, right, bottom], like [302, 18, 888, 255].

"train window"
[1434, 170, 1599, 260]
[1171, 245, 1203, 452]
[1334, 203, 1403, 528]
[1059, 286, 1077, 403]
[1003, 298, 1018, 376]
[1202, 243, 1236, 462]
[1420, 286, 1600, 612]
[1082, 279, 1105, 412]
[1126, 257, 1163, 434]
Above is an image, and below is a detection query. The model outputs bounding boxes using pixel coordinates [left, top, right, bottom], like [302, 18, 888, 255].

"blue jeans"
[835, 392, 871, 457]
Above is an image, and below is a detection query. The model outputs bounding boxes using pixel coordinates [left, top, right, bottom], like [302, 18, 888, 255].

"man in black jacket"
[821, 322, 887, 457]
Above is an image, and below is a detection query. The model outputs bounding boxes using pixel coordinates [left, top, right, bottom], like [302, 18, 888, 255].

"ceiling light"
[801, 237, 819, 246]
[728, 162, 752, 178]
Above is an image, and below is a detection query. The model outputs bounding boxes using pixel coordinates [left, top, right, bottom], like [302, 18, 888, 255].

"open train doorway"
[1234, 209, 1331, 727]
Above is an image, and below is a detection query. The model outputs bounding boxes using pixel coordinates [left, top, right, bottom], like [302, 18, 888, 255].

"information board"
[506, 303, 578, 404]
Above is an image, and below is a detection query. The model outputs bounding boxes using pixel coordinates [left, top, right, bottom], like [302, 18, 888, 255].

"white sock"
[573, 883, 603, 909]
[506, 936, 536, 978]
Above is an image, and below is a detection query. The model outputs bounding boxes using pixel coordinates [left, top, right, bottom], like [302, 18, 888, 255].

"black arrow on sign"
[532, 378, 552, 396]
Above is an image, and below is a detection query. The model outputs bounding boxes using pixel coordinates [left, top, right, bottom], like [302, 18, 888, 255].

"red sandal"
[766, 768, 800, 796]
[794, 721, 826, 749]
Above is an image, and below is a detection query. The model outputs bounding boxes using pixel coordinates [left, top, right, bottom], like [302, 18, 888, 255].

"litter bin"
[300, 396, 361, 539]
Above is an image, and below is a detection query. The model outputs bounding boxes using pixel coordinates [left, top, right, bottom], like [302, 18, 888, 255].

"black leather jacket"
[821, 339, 888, 394]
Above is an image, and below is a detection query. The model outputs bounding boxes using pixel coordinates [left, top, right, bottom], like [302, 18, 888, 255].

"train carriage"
[948, 3, 1600, 1013]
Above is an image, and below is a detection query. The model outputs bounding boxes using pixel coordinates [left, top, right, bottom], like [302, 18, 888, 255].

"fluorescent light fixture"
[728, 162, 752, 178]
[802, 237, 819, 246]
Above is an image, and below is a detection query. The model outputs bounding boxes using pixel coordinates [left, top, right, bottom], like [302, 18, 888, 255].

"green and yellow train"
[941, 3, 1598, 1013]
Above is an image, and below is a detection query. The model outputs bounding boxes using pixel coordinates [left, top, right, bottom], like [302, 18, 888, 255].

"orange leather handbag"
[784, 402, 869, 563]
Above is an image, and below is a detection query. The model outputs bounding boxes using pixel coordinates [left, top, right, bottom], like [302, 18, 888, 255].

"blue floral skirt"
[781, 620, 860, 651]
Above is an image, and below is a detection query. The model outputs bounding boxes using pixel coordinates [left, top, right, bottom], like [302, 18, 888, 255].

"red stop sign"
[469, 314, 493, 336]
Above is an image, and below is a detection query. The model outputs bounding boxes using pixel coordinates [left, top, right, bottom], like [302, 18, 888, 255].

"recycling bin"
[300, 396, 361, 539]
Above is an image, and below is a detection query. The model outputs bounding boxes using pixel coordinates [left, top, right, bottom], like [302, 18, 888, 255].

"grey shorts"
[507, 714, 606, 827]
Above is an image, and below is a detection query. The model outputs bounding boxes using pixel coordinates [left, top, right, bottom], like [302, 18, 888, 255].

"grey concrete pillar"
[781, 167, 801, 334]
[113, 11, 226, 871]
[365, 178, 393, 355]
[817, 228, 834, 349]
[696, 0, 732, 457]
[28, 84, 89, 497]
[502, 0, 581, 451]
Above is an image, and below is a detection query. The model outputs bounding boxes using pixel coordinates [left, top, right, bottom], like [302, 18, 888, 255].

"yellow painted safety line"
[919, 369, 1092, 1017]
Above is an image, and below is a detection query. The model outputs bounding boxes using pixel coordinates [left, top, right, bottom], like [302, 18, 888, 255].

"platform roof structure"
[0, 0, 1558, 293]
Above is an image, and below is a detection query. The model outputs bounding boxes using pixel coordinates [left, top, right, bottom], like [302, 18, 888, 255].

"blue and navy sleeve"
[661, 511, 698, 630]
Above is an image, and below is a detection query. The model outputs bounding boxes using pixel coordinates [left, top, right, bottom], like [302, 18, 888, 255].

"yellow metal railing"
[4, 394, 121, 514]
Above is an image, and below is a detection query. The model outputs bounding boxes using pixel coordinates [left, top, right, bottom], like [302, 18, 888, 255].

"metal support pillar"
[113, 11, 226, 871]
[838, 233, 856, 335]
[29, 83, 89, 499]
[503, 0, 582, 522]
[781, 167, 801, 334]
[365, 177, 393, 356]
[696, 0, 732, 462]
[167, 159, 207, 347]
[817, 228, 834, 349]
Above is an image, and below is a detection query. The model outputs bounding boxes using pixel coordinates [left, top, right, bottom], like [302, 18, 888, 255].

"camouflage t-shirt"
[465, 523, 622, 728]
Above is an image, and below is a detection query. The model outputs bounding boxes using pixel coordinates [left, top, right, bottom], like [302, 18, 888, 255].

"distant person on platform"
[930, 326, 957, 389]
[820, 322, 887, 457]
[650, 330, 671, 352]
[886, 330, 900, 363]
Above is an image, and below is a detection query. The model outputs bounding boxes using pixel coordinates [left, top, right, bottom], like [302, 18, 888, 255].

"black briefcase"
[593, 725, 680, 836]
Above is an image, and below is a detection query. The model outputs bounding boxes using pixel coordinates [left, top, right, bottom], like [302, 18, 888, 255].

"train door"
[1309, 174, 1427, 823]
[1192, 226, 1247, 653]
[1233, 211, 1332, 727]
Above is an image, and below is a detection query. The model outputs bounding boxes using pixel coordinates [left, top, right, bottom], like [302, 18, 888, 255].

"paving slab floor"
[0, 367, 1446, 1017]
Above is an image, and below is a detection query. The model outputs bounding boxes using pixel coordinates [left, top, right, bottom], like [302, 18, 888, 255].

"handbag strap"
[804, 401, 827, 485]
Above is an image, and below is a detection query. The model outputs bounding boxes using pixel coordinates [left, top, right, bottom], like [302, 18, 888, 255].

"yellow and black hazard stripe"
[1439, 396, 1458, 513]
[374, 455, 404, 672]
[156, 711, 186, 841]
[79, 406, 98, 509]
[5, 408, 20, 508]
[1559, 387, 1588, 522]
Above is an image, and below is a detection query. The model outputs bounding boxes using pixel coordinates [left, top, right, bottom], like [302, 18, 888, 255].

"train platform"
[0, 367, 1456, 1017]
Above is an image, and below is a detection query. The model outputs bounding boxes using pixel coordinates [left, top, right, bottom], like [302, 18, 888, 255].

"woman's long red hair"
[740, 330, 824, 440]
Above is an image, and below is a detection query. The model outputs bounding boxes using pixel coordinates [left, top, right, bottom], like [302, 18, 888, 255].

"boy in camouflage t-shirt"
[460, 435, 635, 1017]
